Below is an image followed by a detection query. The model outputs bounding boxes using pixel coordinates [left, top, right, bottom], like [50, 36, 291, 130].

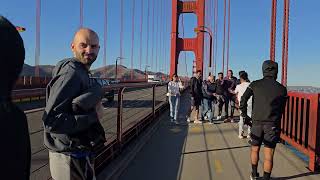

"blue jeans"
[169, 95, 180, 121]
[201, 98, 214, 122]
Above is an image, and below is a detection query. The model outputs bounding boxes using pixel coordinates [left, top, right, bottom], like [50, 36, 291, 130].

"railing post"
[117, 87, 125, 151]
[307, 94, 320, 171]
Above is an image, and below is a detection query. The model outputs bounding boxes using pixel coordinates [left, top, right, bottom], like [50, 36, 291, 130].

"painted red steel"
[281, 92, 320, 171]
[226, 0, 230, 73]
[170, 0, 205, 78]
[35, 0, 41, 77]
[103, 0, 108, 78]
[281, 0, 290, 86]
[270, 0, 277, 61]
[130, 0, 136, 80]
[222, 0, 226, 74]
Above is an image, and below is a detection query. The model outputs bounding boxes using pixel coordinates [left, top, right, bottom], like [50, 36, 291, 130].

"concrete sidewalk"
[102, 93, 320, 180]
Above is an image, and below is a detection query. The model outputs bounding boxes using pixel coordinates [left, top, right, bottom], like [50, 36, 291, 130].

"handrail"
[280, 91, 320, 171]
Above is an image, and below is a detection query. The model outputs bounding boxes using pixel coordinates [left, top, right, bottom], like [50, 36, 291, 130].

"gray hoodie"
[42, 58, 106, 153]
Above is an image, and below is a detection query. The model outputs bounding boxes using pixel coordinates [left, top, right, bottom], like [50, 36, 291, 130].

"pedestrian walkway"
[100, 93, 320, 180]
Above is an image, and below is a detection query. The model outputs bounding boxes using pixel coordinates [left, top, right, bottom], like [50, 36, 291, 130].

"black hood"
[262, 60, 278, 78]
[0, 16, 25, 96]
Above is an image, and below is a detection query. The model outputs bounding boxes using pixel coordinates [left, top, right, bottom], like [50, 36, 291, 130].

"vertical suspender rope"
[130, 0, 136, 80]
[159, 0, 163, 73]
[155, 0, 160, 72]
[222, 0, 226, 75]
[226, 0, 231, 73]
[270, 0, 277, 61]
[103, 0, 108, 78]
[139, 0, 144, 71]
[35, 0, 41, 77]
[119, 0, 124, 79]
[214, 0, 218, 76]
[281, 0, 290, 86]
[80, 0, 83, 28]
[146, 0, 150, 69]
[151, 0, 155, 71]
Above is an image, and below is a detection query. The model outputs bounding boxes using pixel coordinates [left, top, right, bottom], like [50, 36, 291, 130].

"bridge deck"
[101, 93, 320, 180]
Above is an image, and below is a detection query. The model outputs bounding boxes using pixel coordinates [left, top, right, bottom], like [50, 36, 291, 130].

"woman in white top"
[234, 72, 252, 139]
[168, 74, 184, 124]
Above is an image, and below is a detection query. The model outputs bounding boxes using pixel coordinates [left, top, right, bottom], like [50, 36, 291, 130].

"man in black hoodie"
[0, 16, 31, 180]
[186, 70, 203, 123]
[43, 28, 106, 180]
[240, 60, 287, 180]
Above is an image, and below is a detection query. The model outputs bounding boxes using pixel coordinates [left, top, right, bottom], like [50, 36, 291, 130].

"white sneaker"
[217, 116, 221, 120]
[238, 135, 244, 139]
[187, 117, 191, 123]
[194, 120, 203, 124]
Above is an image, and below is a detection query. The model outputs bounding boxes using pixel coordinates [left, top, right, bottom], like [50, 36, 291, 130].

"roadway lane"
[28, 86, 167, 179]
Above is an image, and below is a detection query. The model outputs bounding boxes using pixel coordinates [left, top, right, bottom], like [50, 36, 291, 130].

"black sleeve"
[190, 77, 195, 96]
[239, 86, 254, 117]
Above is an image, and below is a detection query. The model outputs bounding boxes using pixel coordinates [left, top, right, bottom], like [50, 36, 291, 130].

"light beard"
[75, 52, 97, 66]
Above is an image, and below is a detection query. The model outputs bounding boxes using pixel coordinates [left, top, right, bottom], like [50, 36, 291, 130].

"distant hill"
[20, 64, 55, 77]
[20, 63, 167, 79]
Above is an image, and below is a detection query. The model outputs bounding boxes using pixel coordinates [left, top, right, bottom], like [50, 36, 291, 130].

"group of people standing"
[168, 68, 253, 139]
[167, 60, 288, 180]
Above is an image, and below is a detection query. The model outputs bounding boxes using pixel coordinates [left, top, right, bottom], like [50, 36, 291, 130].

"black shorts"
[191, 96, 202, 109]
[250, 123, 280, 148]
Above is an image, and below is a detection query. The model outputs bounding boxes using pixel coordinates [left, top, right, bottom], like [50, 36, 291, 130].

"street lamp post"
[145, 65, 150, 81]
[195, 26, 213, 74]
[115, 57, 125, 80]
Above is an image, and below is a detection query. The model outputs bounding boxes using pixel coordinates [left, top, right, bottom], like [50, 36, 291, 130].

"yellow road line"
[214, 159, 223, 173]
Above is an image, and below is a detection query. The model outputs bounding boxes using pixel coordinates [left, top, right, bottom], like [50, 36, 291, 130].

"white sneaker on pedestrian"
[238, 135, 244, 139]
[187, 117, 191, 123]
[217, 116, 221, 120]
[194, 120, 203, 124]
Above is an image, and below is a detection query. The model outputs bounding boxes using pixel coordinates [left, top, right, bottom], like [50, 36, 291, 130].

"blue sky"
[1, 0, 319, 87]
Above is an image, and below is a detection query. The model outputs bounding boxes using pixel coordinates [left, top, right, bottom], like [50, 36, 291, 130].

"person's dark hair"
[239, 70, 245, 76]
[228, 69, 233, 74]
[218, 72, 223, 76]
[239, 72, 249, 81]
[0, 16, 25, 95]
[196, 70, 201, 73]
[171, 74, 178, 81]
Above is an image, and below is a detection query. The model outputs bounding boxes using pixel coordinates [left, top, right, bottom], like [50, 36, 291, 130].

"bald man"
[42, 28, 106, 180]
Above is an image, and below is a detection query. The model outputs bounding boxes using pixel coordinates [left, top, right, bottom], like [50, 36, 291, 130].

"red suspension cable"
[270, 0, 277, 61]
[130, 0, 136, 80]
[103, 0, 108, 78]
[139, 0, 144, 71]
[214, 0, 218, 76]
[226, 0, 231, 72]
[222, 0, 226, 75]
[155, 0, 160, 72]
[145, 0, 150, 69]
[119, 0, 124, 79]
[80, 0, 83, 28]
[281, 0, 290, 86]
[35, 0, 41, 77]
[151, 0, 155, 71]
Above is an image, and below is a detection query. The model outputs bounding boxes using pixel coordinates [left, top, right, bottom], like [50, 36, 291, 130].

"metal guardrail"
[94, 83, 169, 172]
[11, 82, 166, 102]
[27, 82, 170, 179]
[280, 91, 320, 171]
